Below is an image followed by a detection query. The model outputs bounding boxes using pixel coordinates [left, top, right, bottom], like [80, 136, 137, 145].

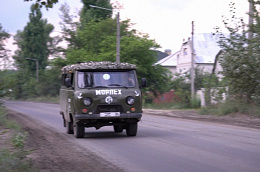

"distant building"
[178, 33, 222, 75]
[155, 51, 179, 74]
[154, 50, 169, 61]
[155, 33, 223, 105]
[157, 33, 222, 77]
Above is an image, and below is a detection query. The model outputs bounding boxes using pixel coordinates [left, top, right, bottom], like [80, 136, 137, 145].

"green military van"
[60, 61, 146, 138]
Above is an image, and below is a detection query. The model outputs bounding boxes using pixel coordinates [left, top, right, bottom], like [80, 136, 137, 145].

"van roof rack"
[61, 61, 137, 74]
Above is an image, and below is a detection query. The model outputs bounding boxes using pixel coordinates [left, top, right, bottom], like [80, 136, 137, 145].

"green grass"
[143, 97, 201, 110]
[0, 106, 20, 130]
[0, 105, 35, 171]
[200, 100, 260, 117]
[0, 149, 34, 172]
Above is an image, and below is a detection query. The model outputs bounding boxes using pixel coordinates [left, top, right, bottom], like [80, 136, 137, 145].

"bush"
[190, 97, 201, 109]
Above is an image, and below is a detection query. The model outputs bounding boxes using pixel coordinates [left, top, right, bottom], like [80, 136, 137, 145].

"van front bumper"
[75, 113, 142, 120]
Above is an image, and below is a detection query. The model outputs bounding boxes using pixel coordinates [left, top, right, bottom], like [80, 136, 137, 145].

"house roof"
[155, 51, 179, 66]
[194, 33, 221, 64]
[154, 50, 169, 61]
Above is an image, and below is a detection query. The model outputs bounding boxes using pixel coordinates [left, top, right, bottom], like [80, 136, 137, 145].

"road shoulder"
[144, 109, 260, 129]
[7, 109, 124, 172]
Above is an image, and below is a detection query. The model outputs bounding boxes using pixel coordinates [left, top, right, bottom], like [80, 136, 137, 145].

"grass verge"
[200, 100, 260, 117]
[143, 97, 201, 110]
[0, 104, 35, 171]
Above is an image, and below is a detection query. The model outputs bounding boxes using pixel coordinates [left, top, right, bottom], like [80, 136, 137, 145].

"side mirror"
[65, 78, 72, 88]
[141, 78, 147, 88]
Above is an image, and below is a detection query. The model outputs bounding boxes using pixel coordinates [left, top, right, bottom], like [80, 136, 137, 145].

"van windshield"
[78, 71, 136, 88]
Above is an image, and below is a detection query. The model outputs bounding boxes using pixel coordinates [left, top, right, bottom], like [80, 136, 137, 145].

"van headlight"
[126, 96, 134, 105]
[83, 97, 92, 106]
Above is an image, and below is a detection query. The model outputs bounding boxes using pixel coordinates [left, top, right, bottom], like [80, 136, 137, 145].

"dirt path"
[7, 109, 124, 172]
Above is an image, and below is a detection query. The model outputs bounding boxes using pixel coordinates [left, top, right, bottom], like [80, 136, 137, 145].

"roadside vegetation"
[0, 104, 35, 171]
[200, 100, 260, 117]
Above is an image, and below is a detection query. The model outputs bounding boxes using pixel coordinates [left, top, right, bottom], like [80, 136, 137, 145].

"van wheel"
[126, 122, 138, 136]
[114, 125, 123, 133]
[73, 123, 85, 138]
[66, 121, 74, 134]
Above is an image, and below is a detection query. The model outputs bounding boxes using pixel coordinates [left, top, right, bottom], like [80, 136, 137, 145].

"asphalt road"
[4, 101, 260, 172]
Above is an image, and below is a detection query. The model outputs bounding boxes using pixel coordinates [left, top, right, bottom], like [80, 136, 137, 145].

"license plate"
[100, 112, 120, 117]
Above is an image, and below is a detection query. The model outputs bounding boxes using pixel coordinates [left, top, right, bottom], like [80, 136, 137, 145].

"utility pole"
[89, 5, 120, 63]
[116, 11, 120, 63]
[191, 21, 195, 99]
[248, 0, 253, 39]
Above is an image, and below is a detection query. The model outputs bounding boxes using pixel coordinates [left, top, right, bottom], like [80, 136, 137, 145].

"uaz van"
[60, 61, 146, 138]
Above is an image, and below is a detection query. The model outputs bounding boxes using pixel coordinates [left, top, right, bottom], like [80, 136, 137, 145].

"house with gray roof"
[158, 33, 222, 77]
[177, 33, 222, 76]
[155, 51, 179, 74]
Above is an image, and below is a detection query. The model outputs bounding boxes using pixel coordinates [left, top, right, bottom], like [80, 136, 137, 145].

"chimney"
[165, 49, 172, 55]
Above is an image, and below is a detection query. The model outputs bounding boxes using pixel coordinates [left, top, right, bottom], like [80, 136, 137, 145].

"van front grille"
[95, 105, 122, 113]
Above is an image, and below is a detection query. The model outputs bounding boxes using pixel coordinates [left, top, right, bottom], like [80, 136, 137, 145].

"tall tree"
[65, 17, 171, 94]
[214, 0, 260, 103]
[59, 1, 113, 52]
[24, 0, 58, 9]
[80, 0, 112, 27]
[13, 5, 54, 72]
[59, 3, 80, 49]
[0, 24, 10, 68]
[58, 2, 172, 94]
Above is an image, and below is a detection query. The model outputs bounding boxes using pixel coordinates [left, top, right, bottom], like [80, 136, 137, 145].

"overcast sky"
[0, 0, 249, 54]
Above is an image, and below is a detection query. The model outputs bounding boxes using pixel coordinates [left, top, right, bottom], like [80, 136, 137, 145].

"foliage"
[214, 1, 260, 104]
[12, 132, 28, 149]
[0, 23, 10, 59]
[200, 99, 260, 117]
[13, 5, 54, 72]
[168, 68, 224, 108]
[59, 3, 79, 49]
[174, 88, 191, 108]
[0, 68, 60, 99]
[0, 106, 34, 172]
[24, 0, 58, 9]
[0, 149, 34, 172]
[0, 70, 14, 97]
[59, 2, 172, 95]
[0, 105, 20, 130]
[80, 0, 113, 27]
[36, 67, 61, 97]
[0, 23, 11, 70]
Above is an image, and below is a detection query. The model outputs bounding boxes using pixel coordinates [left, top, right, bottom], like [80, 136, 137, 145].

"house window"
[184, 48, 188, 55]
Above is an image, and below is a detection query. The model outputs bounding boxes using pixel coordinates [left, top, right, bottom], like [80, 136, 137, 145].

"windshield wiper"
[93, 86, 109, 88]
[108, 84, 128, 88]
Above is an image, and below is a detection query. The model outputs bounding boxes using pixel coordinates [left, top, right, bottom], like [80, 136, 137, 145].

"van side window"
[62, 73, 74, 87]
[61, 74, 67, 86]
[71, 73, 74, 87]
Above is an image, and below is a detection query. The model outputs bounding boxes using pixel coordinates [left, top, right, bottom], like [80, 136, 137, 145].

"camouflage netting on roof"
[61, 61, 137, 73]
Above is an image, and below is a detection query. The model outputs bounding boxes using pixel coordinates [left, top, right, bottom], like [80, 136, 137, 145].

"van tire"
[114, 125, 123, 133]
[66, 121, 74, 134]
[126, 122, 137, 136]
[74, 123, 85, 138]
